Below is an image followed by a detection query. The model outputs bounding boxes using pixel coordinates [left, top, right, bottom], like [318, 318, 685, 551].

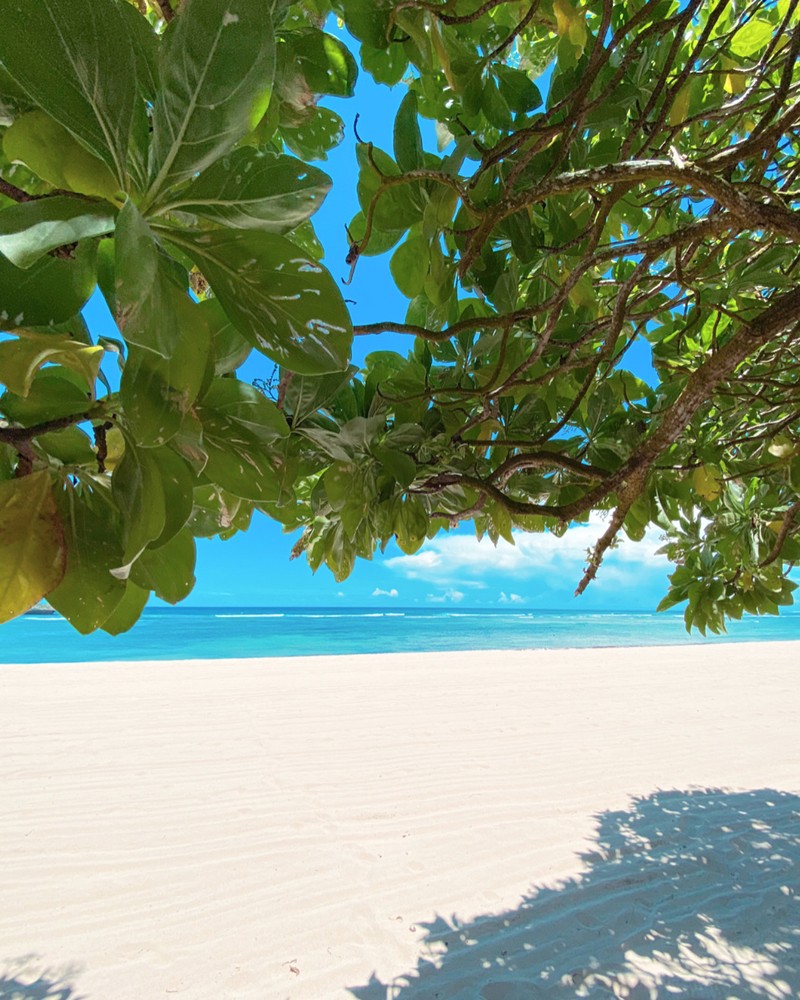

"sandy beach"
[1, 641, 798, 999]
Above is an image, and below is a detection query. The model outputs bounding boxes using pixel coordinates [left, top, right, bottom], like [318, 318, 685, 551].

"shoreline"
[1, 636, 798, 669]
[2, 642, 799, 998]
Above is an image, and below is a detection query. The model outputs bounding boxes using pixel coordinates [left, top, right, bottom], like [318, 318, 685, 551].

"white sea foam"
[215, 613, 285, 618]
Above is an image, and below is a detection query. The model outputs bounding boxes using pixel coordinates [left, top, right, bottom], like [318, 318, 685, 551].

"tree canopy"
[0, 0, 798, 635]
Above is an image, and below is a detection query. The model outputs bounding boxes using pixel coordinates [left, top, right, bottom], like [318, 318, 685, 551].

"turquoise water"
[3, 607, 798, 663]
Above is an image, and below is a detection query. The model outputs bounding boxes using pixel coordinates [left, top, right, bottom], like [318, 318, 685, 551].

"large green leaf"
[0, 63, 32, 122]
[0, 197, 115, 269]
[112, 439, 167, 565]
[195, 378, 286, 502]
[112, 438, 196, 568]
[115, 199, 187, 358]
[0, 243, 97, 329]
[286, 30, 358, 98]
[0, 0, 148, 189]
[170, 229, 353, 375]
[164, 148, 330, 233]
[100, 580, 149, 635]
[0, 368, 93, 425]
[3, 111, 122, 200]
[0, 471, 66, 623]
[147, 0, 275, 202]
[201, 377, 290, 442]
[130, 527, 196, 604]
[187, 484, 252, 537]
[200, 298, 252, 375]
[281, 365, 358, 427]
[393, 91, 423, 172]
[35, 425, 97, 467]
[200, 439, 282, 503]
[390, 235, 429, 298]
[342, 0, 394, 49]
[0, 333, 103, 396]
[281, 107, 344, 162]
[116, 1, 159, 103]
[120, 317, 209, 449]
[47, 480, 127, 633]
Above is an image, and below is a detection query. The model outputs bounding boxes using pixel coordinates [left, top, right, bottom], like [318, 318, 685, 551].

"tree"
[0, 0, 798, 636]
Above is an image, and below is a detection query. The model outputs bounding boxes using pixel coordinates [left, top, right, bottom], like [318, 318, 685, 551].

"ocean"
[3, 607, 798, 663]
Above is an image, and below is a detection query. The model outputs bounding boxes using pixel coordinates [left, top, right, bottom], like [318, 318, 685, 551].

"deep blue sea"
[3, 607, 798, 663]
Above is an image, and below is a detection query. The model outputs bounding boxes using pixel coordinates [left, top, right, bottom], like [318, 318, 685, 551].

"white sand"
[1, 642, 799, 999]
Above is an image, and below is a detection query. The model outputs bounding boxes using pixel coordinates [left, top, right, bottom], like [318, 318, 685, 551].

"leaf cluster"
[2, 0, 800, 634]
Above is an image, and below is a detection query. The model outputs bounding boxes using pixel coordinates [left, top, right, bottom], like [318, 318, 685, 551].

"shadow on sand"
[0, 958, 83, 1000]
[350, 787, 800, 999]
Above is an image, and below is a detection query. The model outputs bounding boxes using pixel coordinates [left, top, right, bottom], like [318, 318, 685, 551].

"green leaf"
[112, 441, 194, 569]
[0, 63, 32, 121]
[200, 298, 252, 375]
[35, 425, 97, 466]
[4, 112, 113, 197]
[120, 309, 209, 449]
[394, 90, 424, 172]
[0, 368, 92, 425]
[112, 440, 168, 564]
[373, 445, 416, 487]
[281, 107, 344, 161]
[395, 495, 428, 554]
[152, 446, 196, 548]
[48, 481, 126, 633]
[281, 365, 358, 426]
[361, 42, 408, 86]
[286, 30, 358, 98]
[172, 229, 353, 375]
[0, 470, 66, 623]
[100, 580, 149, 635]
[0, 333, 103, 397]
[347, 210, 404, 258]
[115, 199, 187, 358]
[324, 461, 357, 510]
[0, 197, 114, 270]
[0, 0, 148, 189]
[481, 77, 512, 130]
[730, 18, 773, 58]
[355, 143, 424, 232]
[494, 65, 542, 114]
[195, 378, 286, 502]
[147, 0, 275, 201]
[116, 1, 159, 103]
[390, 235, 429, 298]
[130, 527, 196, 604]
[168, 148, 331, 233]
[201, 377, 290, 443]
[0, 243, 97, 329]
[343, 0, 394, 49]
[188, 484, 251, 538]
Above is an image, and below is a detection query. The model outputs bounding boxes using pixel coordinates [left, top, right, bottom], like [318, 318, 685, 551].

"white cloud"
[371, 587, 399, 598]
[336, 591, 345, 598]
[386, 514, 667, 584]
[426, 588, 465, 604]
[499, 591, 525, 604]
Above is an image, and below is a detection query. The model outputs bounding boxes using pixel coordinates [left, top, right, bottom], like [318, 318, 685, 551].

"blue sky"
[79, 24, 676, 611]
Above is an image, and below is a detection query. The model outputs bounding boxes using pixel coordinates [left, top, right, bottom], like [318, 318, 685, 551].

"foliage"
[0, 0, 799, 635]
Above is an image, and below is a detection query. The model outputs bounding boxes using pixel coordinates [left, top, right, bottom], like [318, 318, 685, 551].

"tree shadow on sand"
[0, 957, 84, 1000]
[350, 788, 800, 999]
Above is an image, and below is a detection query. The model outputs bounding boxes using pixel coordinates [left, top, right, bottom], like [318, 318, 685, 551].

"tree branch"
[564, 285, 800, 520]
[0, 177, 37, 203]
[0, 412, 94, 446]
[489, 451, 609, 485]
[760, 501, 800, 568]
[575, 470, 649, 595]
